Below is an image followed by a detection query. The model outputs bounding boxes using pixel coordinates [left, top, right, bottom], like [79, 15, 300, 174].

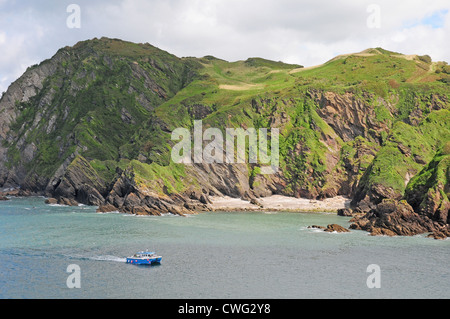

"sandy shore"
[209, 195, 351, 212]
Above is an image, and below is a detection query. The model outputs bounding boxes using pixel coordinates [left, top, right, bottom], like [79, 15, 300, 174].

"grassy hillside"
[144, 46, 450, 199]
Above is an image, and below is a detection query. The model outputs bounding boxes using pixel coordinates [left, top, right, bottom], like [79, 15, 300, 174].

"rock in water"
[96, 204, 118, 213]
[308, 225, 326, 230]
[307, 224, 350, 232]
[44, 198, 58, 204]
[324, 224, 350, 233]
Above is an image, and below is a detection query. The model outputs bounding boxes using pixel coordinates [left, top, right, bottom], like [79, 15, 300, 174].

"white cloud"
[0, 0, 449, 93]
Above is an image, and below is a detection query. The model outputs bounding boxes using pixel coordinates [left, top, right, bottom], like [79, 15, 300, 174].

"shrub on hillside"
[418, 55, 432, 64]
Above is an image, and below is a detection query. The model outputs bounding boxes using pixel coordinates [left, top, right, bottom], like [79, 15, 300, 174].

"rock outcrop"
[404, 145, 450, 225]
[427, 229, 450, 240]
[324, 224, 350, 233]
[349, 143, 450, 239]
[349, 199, 445, 236]
[46, 155, 107, 206]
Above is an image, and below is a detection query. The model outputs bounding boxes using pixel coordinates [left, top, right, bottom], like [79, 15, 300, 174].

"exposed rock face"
[0, 49, 67, 192]
[46, 155, 107, 206]
[427, 229, 450, 240]
[349, 199, 445, 236]
[102, 167, 196, 216]
[352, 183, 403, 213]
[312, 91, 390, 143]
[337, 208, 354, 216]
[248, 92, 386, 201]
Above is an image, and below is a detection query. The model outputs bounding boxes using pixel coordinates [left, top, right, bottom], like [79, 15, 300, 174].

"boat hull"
[126, 257, 161, 265]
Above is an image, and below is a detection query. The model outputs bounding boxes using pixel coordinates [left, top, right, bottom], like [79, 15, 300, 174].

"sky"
[0, 0, 449, 93]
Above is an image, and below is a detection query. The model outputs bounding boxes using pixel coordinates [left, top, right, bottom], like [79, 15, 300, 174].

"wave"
[65, 254, 127, 263]
[299, 226, 321, 232]
[98, 210, 120, 214]
[88, 255, 127, 263]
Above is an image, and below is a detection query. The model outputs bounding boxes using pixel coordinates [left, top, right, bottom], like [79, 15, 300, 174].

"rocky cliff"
[0, 39, 449, 236]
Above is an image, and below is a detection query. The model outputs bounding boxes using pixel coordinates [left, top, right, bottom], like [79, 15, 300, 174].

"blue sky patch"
[403, 9, 448, 29]
[422, 9, 448, 29]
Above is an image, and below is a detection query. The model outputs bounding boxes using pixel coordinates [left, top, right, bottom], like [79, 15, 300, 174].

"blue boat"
[126, 251, 162, 265]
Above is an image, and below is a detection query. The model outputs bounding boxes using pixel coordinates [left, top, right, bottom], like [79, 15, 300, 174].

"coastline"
[0, 190, 351, 213]
[2, 193, 449, 239]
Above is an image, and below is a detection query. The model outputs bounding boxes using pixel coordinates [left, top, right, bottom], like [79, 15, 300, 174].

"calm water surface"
[0, 197, 449, 299]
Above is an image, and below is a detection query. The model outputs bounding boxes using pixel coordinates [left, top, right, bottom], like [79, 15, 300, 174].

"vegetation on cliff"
[0, 38, 448, 236]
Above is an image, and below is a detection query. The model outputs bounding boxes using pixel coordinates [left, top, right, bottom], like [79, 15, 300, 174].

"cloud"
[0, 0, 449, 93]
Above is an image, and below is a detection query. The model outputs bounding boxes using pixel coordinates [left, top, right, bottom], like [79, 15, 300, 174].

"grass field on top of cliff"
[153, 55, 302, 130]
[291, 50, 448, 93]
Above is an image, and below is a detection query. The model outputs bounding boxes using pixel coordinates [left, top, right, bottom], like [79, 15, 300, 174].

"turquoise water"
[0, 197, 449, 299]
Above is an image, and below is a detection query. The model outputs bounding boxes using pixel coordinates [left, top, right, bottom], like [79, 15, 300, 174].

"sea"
[0, 196, 449, 299]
